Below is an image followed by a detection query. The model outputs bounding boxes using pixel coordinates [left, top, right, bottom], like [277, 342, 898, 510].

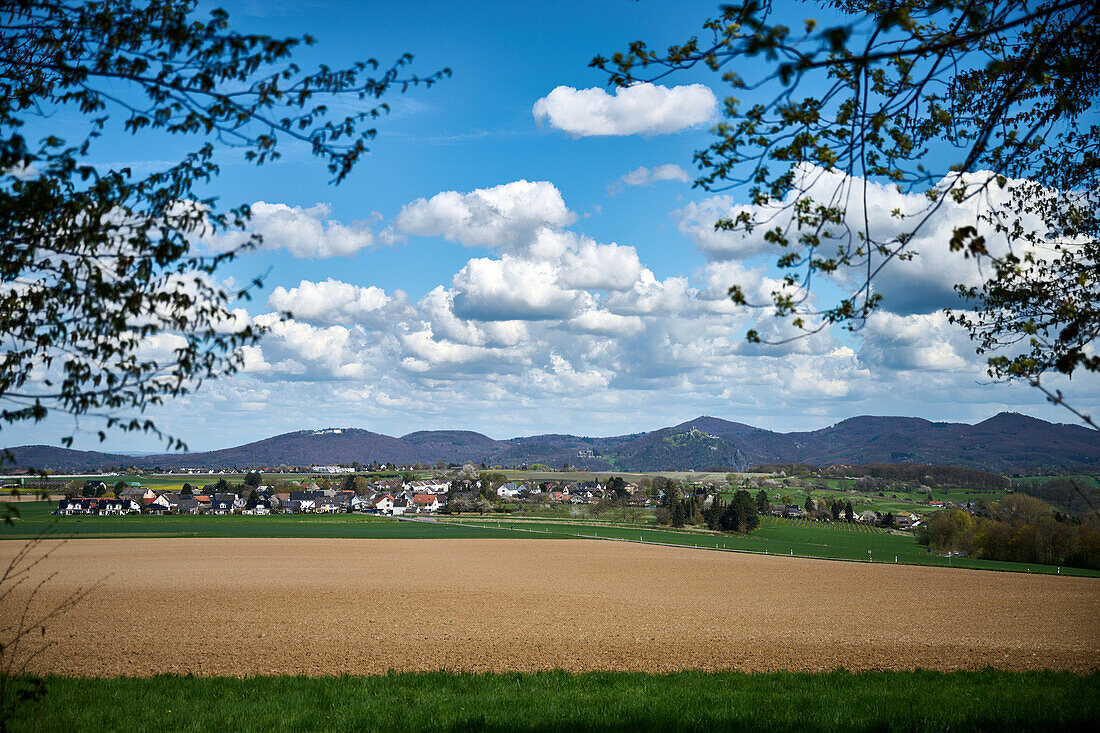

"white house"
[405, 478, 450, 494]
[146, 494, 171, 511]
[496, 483, 522, 498]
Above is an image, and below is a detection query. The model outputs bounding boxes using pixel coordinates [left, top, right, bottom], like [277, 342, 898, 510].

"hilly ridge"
[4, 413, 1097, 474]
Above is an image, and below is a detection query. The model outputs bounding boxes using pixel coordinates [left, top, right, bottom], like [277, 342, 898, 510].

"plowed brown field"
[2, 538, 1097, 676]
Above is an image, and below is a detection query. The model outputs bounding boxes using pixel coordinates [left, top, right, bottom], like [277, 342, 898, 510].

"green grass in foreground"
[8, 670, 1097, 732]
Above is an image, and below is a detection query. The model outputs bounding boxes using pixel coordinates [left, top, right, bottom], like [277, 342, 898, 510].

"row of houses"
[768, 503, 921, 529]
[493, 481, 650, 505]
[55, 486, 447, 517]
[56, 492, 258, 516]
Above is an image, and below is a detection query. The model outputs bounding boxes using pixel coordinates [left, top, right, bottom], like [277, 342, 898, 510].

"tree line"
[917, 494, 1100, 570]
[656, 487, 764, 534]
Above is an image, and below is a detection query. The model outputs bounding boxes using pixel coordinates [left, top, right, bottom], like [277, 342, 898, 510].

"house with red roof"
[412, 494, 440, 513]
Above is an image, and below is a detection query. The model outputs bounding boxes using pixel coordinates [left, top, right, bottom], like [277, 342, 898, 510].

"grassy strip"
[5, 499, 1097, 576]
[446, 516, 1100, 576]
[7, 670, 1097, 732]
[0, 502, 532, 541]
[7, 499, 1098, 576]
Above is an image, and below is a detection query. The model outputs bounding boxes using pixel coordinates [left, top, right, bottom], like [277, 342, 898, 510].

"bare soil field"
[2, 538, 1097, 676]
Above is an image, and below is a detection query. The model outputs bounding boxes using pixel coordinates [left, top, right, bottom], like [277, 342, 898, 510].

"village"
[55, 477, 638, 516]
[51, 474, 925, 532]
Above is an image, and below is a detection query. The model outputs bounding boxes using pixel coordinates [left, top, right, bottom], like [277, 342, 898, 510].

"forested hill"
[679, 413, 1100, 472]
[4, 413, 1097, 474]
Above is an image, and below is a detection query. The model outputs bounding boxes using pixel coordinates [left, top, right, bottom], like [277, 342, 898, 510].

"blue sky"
[12, 0, 1100, 452]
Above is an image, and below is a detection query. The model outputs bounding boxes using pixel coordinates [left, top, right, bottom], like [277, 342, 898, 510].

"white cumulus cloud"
[451, 255, 585, 321]
[556, 238, 644, 292]
[533, 83, 717, 137]
[674, 195, 776, 260]
[247, 201, 381, 258]
[267, 279, 391, 325]
[860, 311, 973, 372]
[679, 165, 1064, 316]
[566, 308, 645, 337]
[395, 180, 575, 248]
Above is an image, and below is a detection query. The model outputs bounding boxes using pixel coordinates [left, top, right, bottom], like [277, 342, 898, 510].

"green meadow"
[7, 670, 1098, 732]
[4, 501, 1097, 576]
[0, 502, 521, 540]
[442, 515, 1100, 576]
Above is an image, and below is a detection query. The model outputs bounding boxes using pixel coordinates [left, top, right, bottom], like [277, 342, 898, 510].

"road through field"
[1, 538, 1097, 676]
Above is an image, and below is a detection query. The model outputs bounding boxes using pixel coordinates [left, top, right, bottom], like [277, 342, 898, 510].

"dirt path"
[2, 538, 1097, 676]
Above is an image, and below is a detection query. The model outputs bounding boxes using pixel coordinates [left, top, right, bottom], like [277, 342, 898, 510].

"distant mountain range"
[4, 413, 1098, 475]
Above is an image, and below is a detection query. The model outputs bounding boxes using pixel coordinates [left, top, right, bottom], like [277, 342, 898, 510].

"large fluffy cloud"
[680, 165, 1060, 315]
[250, 314, 376, 381]
[245, 202, 382, 258]
[555, 237, 644, 292]
[533, 83, 717, 137]
[674, 195, 776, 260]
[451, 255, 586, 321]
[859, 311, 974, 372]
[267, 279, 393, 325]
[395, 180, 575, 248]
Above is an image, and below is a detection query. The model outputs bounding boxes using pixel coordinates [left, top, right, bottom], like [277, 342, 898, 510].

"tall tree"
[705, 493, 726, 530]
[608, 475, 628, 499]
[670, 496, 685, 527]
[755, 488, 769, 515]
[593, 0, 1099, 427]
[720, 489, 761, 532]
[0, 0, 449, 449]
